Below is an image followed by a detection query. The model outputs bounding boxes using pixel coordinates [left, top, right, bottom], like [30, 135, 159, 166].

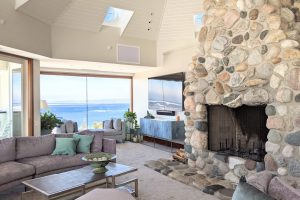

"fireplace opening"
[207, 105, 268, 162]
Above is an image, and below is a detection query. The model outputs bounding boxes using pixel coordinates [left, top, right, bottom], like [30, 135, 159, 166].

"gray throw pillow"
[247, 171, 274, 193]
[73, 122, 78, 132]
[232, 177, 274, 200]
[268, 177, 300, 200]
[104, 120, 112, 129]
[113, 118, 122, 131]
[65, 120, 74, 133]
[60, 124, 66, 133]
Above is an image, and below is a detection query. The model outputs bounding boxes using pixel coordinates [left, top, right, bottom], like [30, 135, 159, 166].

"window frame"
[40, 71, 134, 114]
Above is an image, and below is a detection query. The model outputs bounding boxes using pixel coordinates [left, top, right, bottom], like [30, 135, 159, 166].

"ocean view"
[47, 103, 130, 129]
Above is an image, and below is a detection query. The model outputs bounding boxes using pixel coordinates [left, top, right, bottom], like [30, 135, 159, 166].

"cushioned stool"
[76, 189, 135, 200]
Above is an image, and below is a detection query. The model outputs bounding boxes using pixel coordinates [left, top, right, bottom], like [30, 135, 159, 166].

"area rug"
[144, 158, 234, 200]
[0, 143, 221, 200]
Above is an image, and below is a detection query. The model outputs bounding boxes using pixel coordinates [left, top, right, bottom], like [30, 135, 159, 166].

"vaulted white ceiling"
[10, 0, 202, 72]
[158, 0, 202, 52]
[17, 0, 166, 41]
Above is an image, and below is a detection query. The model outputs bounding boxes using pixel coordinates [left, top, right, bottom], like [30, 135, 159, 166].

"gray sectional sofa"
[79, 119, 126, 143]
[0, 131, 116, 192]
[55, 119, 126, 142]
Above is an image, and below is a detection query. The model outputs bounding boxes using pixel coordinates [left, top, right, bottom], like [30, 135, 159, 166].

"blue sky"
[40, 75, 131, 104]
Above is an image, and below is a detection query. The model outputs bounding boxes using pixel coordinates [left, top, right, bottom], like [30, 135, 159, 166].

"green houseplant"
[124, 111, 141, 142]
[124, 111, 138, 129]
[41, 111, 63, 135]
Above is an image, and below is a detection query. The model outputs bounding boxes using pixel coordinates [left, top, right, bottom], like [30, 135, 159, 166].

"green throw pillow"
[52, 138, 77, 156]
[73, 134, 94, 153]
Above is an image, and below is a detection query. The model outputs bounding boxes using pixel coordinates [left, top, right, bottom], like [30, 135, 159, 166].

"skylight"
[194, 13, 204, 31]
[102, 7, 134, 36]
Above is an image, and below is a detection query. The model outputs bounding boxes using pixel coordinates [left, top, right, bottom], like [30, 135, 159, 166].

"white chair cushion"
[76, 189, 135, 200]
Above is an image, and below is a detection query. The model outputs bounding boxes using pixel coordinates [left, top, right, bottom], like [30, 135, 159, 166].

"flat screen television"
[148, 72, 185, 112]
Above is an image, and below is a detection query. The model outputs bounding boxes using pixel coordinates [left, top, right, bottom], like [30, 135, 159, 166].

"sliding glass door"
[0, 59, 23, 138]
[40, 74, 131, 130]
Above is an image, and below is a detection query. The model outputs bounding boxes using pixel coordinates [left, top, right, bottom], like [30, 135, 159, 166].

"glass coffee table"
[22, 163, 138, 200]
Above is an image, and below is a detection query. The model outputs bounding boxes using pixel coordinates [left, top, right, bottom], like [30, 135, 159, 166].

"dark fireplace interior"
[207, 105, 268, 162]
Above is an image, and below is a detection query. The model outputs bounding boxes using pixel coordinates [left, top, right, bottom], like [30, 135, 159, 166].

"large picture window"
[40, 74, 131, 130]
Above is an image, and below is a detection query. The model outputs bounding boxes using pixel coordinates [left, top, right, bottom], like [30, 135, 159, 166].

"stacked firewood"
[172, 149, 187, 164]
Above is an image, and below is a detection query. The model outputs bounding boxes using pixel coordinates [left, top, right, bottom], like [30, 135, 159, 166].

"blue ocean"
[47, 103, 130, 129]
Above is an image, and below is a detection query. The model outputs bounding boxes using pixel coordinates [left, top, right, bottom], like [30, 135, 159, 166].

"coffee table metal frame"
[22, 163, 138, 200]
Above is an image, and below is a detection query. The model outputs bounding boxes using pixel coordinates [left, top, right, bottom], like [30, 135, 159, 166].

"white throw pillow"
[103, 120, 112, 129]
[113, 118, 122, 131]
[65, 120, 74, 133]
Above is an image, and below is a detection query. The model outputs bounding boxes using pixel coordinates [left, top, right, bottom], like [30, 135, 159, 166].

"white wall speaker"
[117, 44, 140, 64]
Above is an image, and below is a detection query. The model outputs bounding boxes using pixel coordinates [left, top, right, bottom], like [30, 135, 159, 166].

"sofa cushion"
[16, 134, 56, 159]
[17, 154, 87, 175]
[104, 120, 112, 129]
[60, 124, 66, 133]
[103, 129, 122, 136]
[247, 171, 274, 193]
[112, 118, 122, 131]
[55, 133, 73, 138]
[0, 161, 35, 185]
[268, 177, 300, 200]
[65, 120, 74, 133]
[0, 137, 16, 164]
[77, 130, 103, 153]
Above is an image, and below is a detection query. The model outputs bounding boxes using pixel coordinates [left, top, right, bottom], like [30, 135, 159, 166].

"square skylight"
[102, 7, 134, 36]
[194, 13, 204, 32]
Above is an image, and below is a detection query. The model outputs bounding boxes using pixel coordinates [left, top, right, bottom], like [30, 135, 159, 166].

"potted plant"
[41, 111, 63, 135]
[124, 111, 138, 130]
[124, 111, 140, 142]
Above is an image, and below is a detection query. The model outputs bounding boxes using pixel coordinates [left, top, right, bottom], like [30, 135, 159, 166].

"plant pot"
[41, 129, 52, 135]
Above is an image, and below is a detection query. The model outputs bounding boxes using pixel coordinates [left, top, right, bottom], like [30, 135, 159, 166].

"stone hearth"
[183, 0, 300, 184]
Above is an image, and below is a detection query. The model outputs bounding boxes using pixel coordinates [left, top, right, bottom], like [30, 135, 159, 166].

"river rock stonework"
[184, 0, 300, 183]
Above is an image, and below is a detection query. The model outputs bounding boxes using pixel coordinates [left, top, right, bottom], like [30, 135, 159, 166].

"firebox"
[207, 105, 268, 162]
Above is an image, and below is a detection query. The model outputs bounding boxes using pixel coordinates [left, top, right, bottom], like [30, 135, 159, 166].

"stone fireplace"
[207, 105, 268, 162]
[183, 0, 300, 183]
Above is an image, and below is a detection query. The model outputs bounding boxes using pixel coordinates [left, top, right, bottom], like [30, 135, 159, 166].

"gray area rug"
[0, 142, 219, 200]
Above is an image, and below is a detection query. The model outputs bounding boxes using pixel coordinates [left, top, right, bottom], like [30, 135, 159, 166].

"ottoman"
[76, 189, 135, 200]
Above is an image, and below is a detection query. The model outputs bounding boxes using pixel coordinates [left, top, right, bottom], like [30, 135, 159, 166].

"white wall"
[133, 45, 195, 122]
[0, 0, 51, 57]
[51, 26, 157, 67]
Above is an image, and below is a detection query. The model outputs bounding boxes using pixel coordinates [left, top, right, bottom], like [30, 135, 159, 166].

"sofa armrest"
[102, 138, 116, 154]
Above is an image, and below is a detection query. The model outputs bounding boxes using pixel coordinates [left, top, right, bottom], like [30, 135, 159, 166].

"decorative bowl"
[82, 153, 117, 173]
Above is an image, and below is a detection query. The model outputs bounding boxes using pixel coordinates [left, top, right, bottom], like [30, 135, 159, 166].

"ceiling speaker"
[117, 44, 140, 64]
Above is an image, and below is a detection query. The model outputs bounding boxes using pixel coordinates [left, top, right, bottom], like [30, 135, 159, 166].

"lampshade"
[40, 100, 49, 109]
